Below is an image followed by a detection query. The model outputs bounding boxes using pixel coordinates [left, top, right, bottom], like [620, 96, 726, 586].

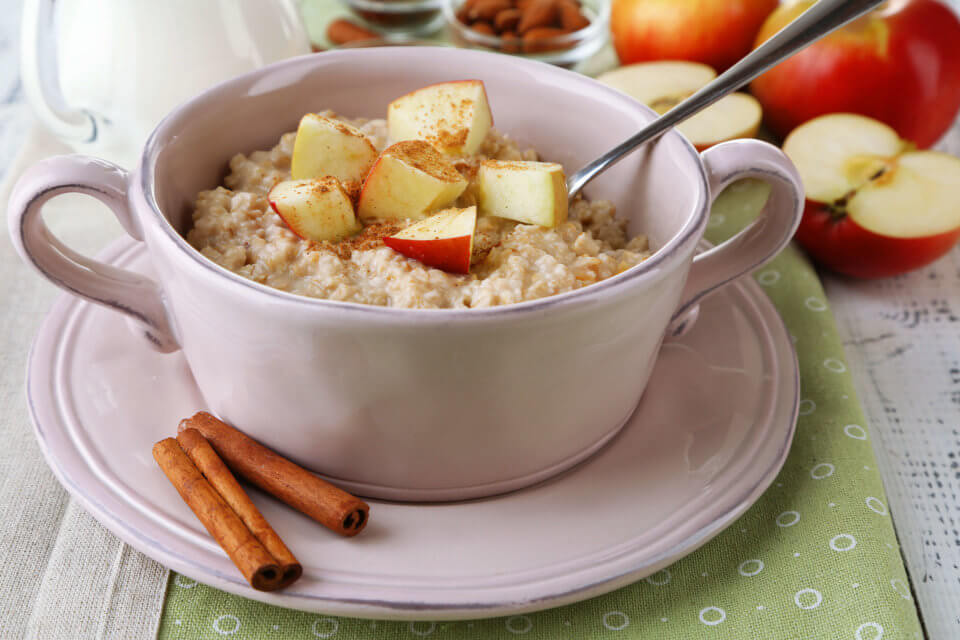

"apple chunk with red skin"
[783, 114, 960, 279]
[388, 80, 493, 156]
[478, 160, 567, 228]
[357, 140, 468, 223]
[597, 61, 762, 151]
[291, 113, 378, 183]
[268, 177, 361, 243]
[384, 206, 477, 274]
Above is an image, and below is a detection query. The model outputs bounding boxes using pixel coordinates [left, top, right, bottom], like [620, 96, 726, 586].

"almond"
[470, 20, 496, 35]
[558, 0, 590, 31]
[468, 0, 512, 22]
[522, 26, 567, 53]
[517, 0, 560, 34]
[494, 8, 522, 32]
[499, 30, 522, 53]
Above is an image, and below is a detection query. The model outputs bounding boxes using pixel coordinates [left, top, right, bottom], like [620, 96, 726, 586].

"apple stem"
[826, 197, 849, 221]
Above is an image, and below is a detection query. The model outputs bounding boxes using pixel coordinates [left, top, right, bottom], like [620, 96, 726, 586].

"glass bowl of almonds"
[342, 0, 447, 37]
[443, 0, 610, 67]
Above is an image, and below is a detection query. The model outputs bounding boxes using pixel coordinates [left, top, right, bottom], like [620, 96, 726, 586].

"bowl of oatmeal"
[8, 48, 803, 500]
[186, 84, 653, 309]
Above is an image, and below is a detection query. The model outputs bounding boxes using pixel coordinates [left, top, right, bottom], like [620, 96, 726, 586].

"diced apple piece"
[384, 206, 477, 274]
[477, 160, 568, 228]
[597, 61, 763, 151]
[388, 80, 493, 156]
[357, 140, 468, 222]
[291, 113, 378, 183]
[268, 177, 361, 242]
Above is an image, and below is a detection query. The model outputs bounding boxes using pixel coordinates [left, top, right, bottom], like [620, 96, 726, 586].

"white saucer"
[26, 239, 798, 620]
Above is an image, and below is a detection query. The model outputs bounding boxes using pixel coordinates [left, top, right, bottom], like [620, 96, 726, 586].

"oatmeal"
[187, 109, 651, 309]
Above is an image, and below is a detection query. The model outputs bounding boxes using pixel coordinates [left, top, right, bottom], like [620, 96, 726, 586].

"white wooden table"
[824, 119, 960, 634]
[1, 2, 959, 637]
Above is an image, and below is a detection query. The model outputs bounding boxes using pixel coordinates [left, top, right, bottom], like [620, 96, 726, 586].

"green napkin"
[157, 179, 921, 639]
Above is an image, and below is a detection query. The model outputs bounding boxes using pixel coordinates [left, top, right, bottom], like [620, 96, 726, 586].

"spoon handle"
[567, 0, 887, 199]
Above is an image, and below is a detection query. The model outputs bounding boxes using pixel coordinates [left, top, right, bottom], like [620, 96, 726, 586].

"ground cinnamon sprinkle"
[433, 126, 469, 150]
[418, 97, 473, 152]
[391, 140, 464, 181]
[453, 160, 479, 180]
[341, 179, 362, 205]
[314, 222, 404, 260]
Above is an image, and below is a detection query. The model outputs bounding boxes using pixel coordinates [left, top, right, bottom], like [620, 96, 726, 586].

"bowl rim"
[138, 47, 710, 321]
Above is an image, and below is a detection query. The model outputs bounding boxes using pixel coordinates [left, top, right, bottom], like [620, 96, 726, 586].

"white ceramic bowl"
[8, 48, 803, 501]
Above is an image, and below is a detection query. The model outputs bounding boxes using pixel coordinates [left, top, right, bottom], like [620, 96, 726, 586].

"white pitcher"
[21, 0, 312, 166]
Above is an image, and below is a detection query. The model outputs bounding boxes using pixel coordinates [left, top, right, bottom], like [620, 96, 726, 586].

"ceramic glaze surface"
[8, 48, 803, 499]
[26, 239, 799, 619]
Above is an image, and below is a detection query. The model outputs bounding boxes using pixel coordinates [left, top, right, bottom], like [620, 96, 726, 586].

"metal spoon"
[567, 0, 886, 199]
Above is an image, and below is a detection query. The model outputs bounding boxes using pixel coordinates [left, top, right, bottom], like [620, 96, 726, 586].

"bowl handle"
[667, 139, 804, 338]
[7, 154, 181, 352]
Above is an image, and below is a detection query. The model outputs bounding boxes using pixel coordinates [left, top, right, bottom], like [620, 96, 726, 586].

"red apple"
[384, 206, 477, 274]
[751, 0, 960, 148]
[611, 0, 778, 72]
[783, 114, 960, 279]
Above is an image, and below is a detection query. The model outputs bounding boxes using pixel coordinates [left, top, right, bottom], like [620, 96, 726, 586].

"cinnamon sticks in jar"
[153, 412, 370, 591]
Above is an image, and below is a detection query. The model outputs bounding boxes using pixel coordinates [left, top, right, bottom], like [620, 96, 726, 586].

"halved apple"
[384, 206, 477, 274]
[387, 80, 493, 156]
[291, 114, 378, 183]
[477, 160, 567, 228]
[268, 177, 361, 242]
[784, 113, 960, 278]
[357, 140, 469, 223]
[597, 61, 762, 151]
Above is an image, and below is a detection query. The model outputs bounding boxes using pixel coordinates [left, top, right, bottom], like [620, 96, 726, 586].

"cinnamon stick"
[177, 429, 302, 588]
[152, 438, 283, 591]
[179, 412, 370, 537]
[326, 18, 379, 45]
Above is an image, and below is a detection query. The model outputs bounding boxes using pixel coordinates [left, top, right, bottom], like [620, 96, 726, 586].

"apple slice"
[783, 113, 960, 278]
[268, 177, 361, 243]
[477, 160, 567, 228]
[357, 140, 469, 223]
[597, 61, 762, 151]
[782, 114, 906, 204]
[291, 114, 378, 183]
[384, 206, 477, 274]
[387, 80, 493, 156]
